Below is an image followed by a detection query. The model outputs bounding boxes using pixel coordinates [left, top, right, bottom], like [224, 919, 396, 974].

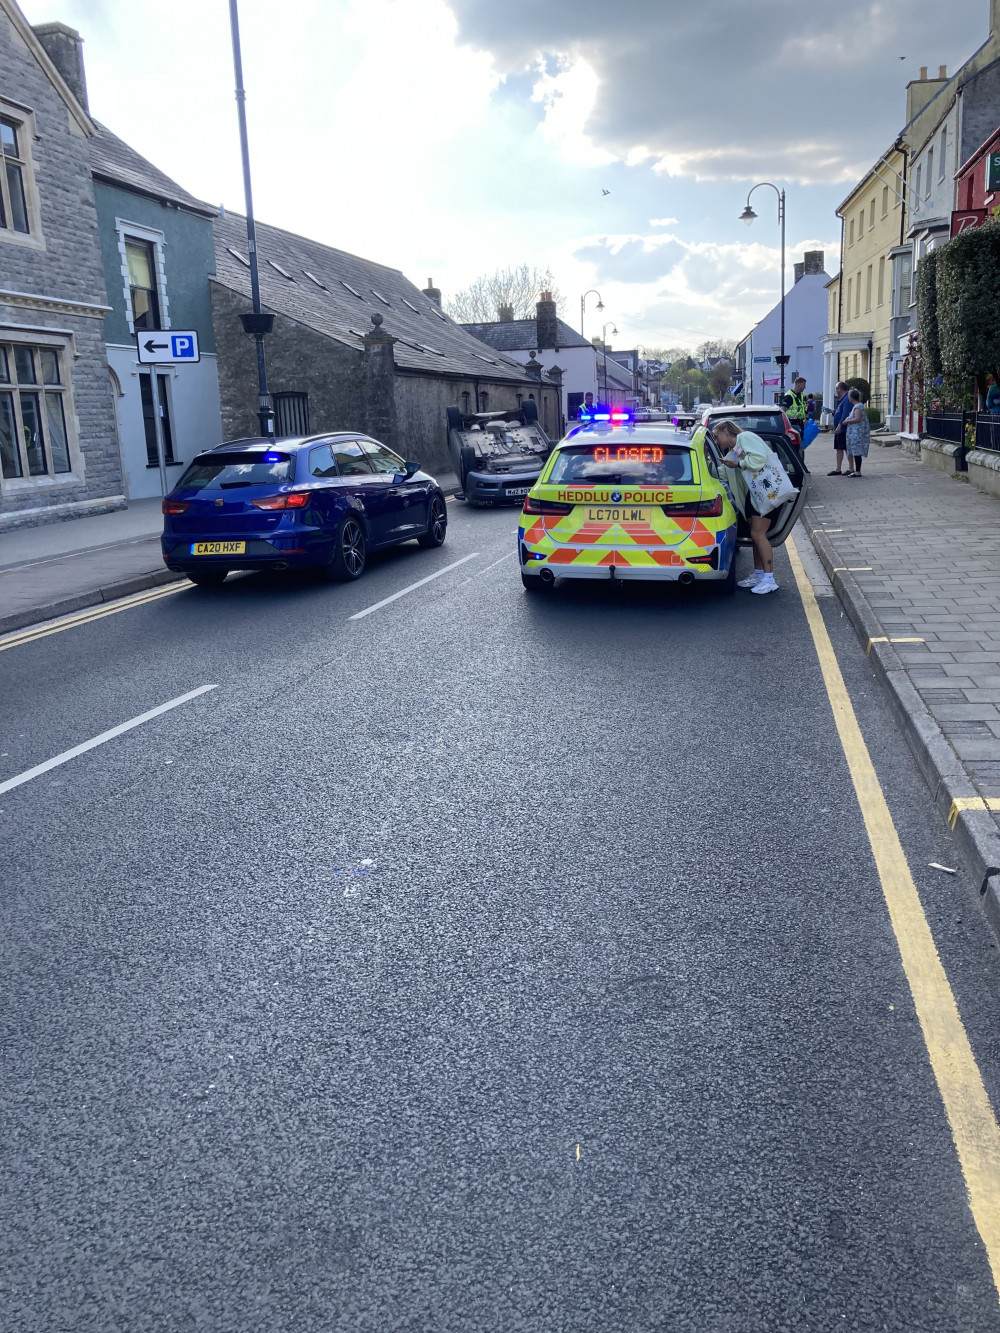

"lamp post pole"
[229, 0, 273, 436]
[740, 182, 787, 395]
[581, 288, 604, 336]
[601, 322, 618, 402]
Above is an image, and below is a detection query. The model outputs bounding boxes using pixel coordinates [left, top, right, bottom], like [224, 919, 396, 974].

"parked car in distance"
[161, 434, 447, 586]
[696, 403, 802, 451]
[447, 403, 553, 507]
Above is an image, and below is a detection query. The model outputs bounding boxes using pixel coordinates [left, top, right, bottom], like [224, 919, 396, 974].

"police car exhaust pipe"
[539, 567, 555, 585]
[678, 571, 695, 585]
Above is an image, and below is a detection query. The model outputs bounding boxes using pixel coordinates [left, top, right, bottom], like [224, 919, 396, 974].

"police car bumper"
[520, 551, 731, 582]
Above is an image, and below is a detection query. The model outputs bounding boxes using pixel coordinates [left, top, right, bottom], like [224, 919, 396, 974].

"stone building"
[88, 126, 221, 500]
[0, 3, 123, 529]
[211, 213, 560, 474]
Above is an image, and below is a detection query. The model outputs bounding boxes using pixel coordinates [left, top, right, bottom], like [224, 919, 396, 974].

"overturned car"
[446, 404, 553, 507]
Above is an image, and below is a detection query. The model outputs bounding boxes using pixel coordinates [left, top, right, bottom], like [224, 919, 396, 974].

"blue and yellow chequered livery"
[518, 416, 739, 590]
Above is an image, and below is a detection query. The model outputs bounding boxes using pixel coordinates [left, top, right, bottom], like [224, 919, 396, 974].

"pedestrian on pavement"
[830, 381, 851, 475]
[806, 393, 817, 420]
[781, 376, 808, 454]
[844, 389, 870, 476]
[712, 418, 779, 596]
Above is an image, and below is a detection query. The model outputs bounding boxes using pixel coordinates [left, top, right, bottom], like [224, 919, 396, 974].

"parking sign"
[135, 330, 201, 364]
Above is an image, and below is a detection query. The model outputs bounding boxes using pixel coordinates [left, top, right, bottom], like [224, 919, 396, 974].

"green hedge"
[916, 248, 941, 378]
[935, 220, 1000, 396]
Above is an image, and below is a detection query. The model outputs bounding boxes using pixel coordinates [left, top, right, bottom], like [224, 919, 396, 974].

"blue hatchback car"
[161, 434, 448, 586]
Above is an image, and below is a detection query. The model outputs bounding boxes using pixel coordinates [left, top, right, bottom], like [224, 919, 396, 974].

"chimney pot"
[939, 64, 947, 79]
[919, 65, 928, 79]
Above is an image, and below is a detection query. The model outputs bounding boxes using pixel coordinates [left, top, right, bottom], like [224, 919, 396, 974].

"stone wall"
[211, 283, 365, 441]
[0, 12, 123, 526]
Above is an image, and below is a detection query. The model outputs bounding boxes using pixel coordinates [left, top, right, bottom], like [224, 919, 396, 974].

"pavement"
[4, 486, 1000, 1328]
[0, 473, 460, 634]
[800, 438, 1000, 926]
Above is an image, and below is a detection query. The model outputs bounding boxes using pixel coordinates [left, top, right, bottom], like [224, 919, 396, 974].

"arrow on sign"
[143, 339, 169, 353]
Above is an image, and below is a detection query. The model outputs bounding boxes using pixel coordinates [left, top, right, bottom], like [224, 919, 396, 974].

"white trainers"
[737, 570, 763, 588]
[751, 573, 779, 595]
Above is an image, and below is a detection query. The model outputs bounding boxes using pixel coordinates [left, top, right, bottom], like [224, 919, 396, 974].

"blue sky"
[17, 0, 994, 350]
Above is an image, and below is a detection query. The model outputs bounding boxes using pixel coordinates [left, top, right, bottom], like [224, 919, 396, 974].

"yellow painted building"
[820, 142, 907, 417]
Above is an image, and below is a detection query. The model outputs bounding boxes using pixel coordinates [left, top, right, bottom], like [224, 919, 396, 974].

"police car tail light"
[523, 496, 574, 516]
[662, 496, 724, 518]
[250, 491, 311, 510]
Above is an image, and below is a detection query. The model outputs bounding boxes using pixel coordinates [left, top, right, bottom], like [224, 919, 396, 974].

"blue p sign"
[170, 334, 195, 359]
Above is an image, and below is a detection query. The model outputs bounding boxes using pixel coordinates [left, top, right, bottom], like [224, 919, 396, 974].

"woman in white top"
[712, 419, 778, 596]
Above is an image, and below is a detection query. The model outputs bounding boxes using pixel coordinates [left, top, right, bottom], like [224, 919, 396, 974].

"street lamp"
[600, 322, 618, 401]
[740, 182, 788, 395]
[229, 0, 274, 436]
[581, 288, 604, 335]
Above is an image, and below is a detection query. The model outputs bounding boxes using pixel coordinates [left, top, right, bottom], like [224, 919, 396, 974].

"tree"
[708, 360, 734, 399]
[936, 220, 1000, 403]
[916, 248, 942, 379]
[696, 338, 737, 362]
[445, 266, 563, 323]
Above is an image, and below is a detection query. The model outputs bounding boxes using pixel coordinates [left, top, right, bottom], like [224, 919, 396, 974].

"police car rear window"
[177, 454, 294, 491]
[548, 443, 696, 485]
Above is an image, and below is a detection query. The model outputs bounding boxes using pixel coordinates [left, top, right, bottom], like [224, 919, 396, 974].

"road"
[4, 493, 1000, 1330]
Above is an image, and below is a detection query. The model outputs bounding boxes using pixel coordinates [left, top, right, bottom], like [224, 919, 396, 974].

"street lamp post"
[600, 322, 618, 401]
[740, 182, 788, 395]
[229, 0, 274, 437]
[581, 288, 604, 336]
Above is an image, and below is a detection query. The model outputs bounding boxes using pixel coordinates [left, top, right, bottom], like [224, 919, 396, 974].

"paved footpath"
[801, 440, 1000, 914]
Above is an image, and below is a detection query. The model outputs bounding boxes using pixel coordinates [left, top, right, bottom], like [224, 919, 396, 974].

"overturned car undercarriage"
[446, 405, 553, 507]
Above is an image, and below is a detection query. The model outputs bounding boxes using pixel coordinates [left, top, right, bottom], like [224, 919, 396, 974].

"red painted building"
[953, 125, 1000, 234]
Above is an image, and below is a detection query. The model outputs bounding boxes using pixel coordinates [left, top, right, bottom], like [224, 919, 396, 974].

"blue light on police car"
[264, 453, 281, 462]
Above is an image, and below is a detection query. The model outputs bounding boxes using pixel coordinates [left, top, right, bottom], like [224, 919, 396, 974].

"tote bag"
[746, 450, 798, 516]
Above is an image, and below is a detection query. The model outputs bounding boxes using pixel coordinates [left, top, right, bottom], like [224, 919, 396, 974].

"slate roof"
[212, 212, 537, 383]
[89, 122, 216, 216]
[459, 317, 592, 352]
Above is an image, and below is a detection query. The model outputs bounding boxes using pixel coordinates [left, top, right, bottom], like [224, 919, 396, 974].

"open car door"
[706, 428, 808, 548]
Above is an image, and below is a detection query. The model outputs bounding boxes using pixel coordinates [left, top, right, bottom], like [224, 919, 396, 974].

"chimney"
[793, 262, 805, 285]
[497, 303, 514, 322]
[907, 65, 947, 122]
[938, 65, 948, 78]
[536, 290, 558, 350]
[32, 23, 88, 112]
[994, 0, 1000, 37]
[803, 249, 825, 275]
[423, 278, 441, 308]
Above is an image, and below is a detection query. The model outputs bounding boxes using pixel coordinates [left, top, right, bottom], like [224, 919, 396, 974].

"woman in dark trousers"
[829, 381, 851, 475]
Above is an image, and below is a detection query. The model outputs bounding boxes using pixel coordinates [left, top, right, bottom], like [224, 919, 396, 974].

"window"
[914, 165, 922, 205]
[865, 264, 873, 312]
[331, 441, 373, 476]
[877, 255, 886, 306]
[303, 271, 327, 289]
[939, 128, 948, 179]
[127, 239, 161, 330]
[882, 185, 889, 217]
[849, 219, 855, 246]
[0, 118, 30, 234]
[227, 246, 250, 267]
[359, 438, 405, 474]
[308, 444, 338, 478]
[460, 391, 470, 412]
[140, 372, 174, 467]
[0, 343, 72, 480]
[266, 259, 294, 280]
[340, 280, 362, 298]
[846, 277, 853, 319]
[926, 149, 934, 194]
[370, 289, 391, 306]
[478, 391, 489, 410]
[177, 454, 293, 490]
[401, 298, 420, 314]
[869, 199, 875, 230]
[273, 391, 309, 436]
[855, 273, 861, 318]
[858, 210, 864, 237]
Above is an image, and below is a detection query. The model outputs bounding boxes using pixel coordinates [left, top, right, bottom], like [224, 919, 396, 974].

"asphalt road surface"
[5, 494, 1000, 1331]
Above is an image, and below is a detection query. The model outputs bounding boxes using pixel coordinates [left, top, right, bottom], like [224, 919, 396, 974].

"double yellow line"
[0, 580, 187, 653]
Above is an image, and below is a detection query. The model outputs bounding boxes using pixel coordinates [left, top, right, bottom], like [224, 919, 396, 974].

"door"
[358, 437, 427, 540]
[329, 439, 393, 544]
[756, 431, 808, 548]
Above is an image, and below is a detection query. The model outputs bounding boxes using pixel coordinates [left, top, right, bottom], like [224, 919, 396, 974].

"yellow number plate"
[585, 507, 651, 523]
[191, 541, 246, 555]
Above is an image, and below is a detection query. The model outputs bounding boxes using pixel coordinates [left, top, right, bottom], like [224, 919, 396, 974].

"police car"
[517, 409, 807, 593]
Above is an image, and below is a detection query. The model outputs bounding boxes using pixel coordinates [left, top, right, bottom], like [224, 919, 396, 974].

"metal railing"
[974, 413, 1000, 453]
[924, 411, 967, 445]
